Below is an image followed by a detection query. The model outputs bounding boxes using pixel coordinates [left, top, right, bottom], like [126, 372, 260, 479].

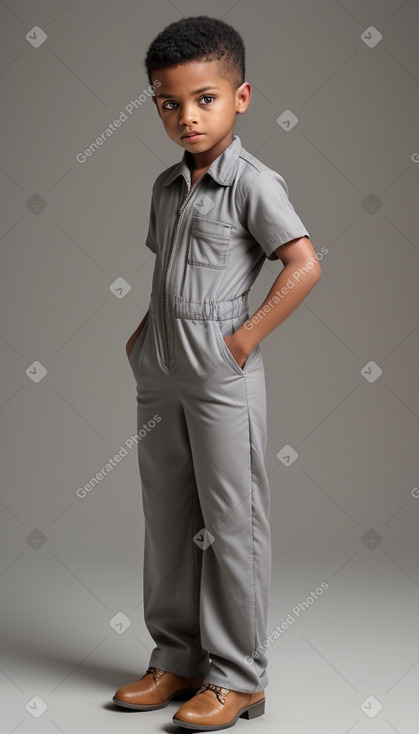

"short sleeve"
[244, 169, 310, 260]
[145, 187, 157, 254]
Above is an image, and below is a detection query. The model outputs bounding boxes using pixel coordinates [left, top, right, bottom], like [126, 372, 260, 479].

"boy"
[113, 15, 321, 731]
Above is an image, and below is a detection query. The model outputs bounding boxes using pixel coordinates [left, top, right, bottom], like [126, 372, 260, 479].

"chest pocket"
[187, 216, 232, 270]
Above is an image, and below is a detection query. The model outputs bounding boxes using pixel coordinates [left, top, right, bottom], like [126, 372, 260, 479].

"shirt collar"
[163, 134, 242, 188]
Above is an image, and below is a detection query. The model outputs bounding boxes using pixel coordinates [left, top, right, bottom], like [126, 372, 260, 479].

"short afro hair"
[144, 15, 246, 92]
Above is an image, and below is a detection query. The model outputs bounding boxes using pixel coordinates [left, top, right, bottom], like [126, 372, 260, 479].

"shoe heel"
[240, 698, 265, 719]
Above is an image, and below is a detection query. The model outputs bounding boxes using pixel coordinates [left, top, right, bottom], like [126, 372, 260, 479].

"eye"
[199, 95, 215, 104]
[162, 100, 179, 110]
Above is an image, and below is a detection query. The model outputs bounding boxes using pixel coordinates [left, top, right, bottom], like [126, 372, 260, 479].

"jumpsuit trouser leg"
[128, 293, 272, 693]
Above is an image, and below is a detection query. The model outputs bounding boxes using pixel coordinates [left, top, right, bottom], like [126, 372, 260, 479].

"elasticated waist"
[171, 292, 249, 321]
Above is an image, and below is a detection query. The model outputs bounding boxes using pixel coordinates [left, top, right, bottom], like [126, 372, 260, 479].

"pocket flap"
[191, 216, 232, 239]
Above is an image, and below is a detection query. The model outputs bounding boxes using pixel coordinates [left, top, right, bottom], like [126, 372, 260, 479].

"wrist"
[234, 323, 259, 356]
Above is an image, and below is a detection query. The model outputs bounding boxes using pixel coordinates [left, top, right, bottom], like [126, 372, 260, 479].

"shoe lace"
[146, 666, 166, 684]
[196, 682, 230, 705]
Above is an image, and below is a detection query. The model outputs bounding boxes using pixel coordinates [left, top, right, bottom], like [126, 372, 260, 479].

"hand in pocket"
[223, 333, 248, 370]
[126, 337, 136, 360]
[126, 311, 149, 360]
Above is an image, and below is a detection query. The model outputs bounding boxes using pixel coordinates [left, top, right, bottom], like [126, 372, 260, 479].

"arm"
[224, 237, 322, 368]
[126, 309, 149, 359]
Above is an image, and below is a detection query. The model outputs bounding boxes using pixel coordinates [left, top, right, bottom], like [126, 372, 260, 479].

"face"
[151, 59, 251, 166]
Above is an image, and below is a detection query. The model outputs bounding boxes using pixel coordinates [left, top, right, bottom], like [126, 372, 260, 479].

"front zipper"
[162, 177, 199, 364]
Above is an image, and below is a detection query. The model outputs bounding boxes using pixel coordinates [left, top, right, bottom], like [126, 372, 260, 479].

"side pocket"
[128, 313, 149, 366]
[214, 320, 262, 376]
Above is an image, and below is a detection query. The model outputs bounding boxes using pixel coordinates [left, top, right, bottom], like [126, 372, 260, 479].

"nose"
[177, 102, 199, 127]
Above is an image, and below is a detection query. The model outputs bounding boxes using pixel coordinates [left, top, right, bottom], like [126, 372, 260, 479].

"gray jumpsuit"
[128, 134, 310, 693]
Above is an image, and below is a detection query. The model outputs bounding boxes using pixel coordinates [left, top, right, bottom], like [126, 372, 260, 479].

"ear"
[236, 82, 252, 114]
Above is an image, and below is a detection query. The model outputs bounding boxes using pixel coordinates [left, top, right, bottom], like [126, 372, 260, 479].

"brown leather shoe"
[113, 666, 205, 710]
[172, 682, 265, 730]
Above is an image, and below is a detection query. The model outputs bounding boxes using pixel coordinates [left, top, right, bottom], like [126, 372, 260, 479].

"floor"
[2, 578, 417, 733]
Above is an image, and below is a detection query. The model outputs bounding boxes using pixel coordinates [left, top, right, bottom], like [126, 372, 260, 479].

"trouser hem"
[148, 654, 209, 680]
[202, 673, 269, 693]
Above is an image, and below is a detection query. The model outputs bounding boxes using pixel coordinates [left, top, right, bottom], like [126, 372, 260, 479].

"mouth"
[181, 132, 204, 141]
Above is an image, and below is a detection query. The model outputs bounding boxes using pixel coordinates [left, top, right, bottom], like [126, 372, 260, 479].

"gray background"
[1, 0, 419, 732]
